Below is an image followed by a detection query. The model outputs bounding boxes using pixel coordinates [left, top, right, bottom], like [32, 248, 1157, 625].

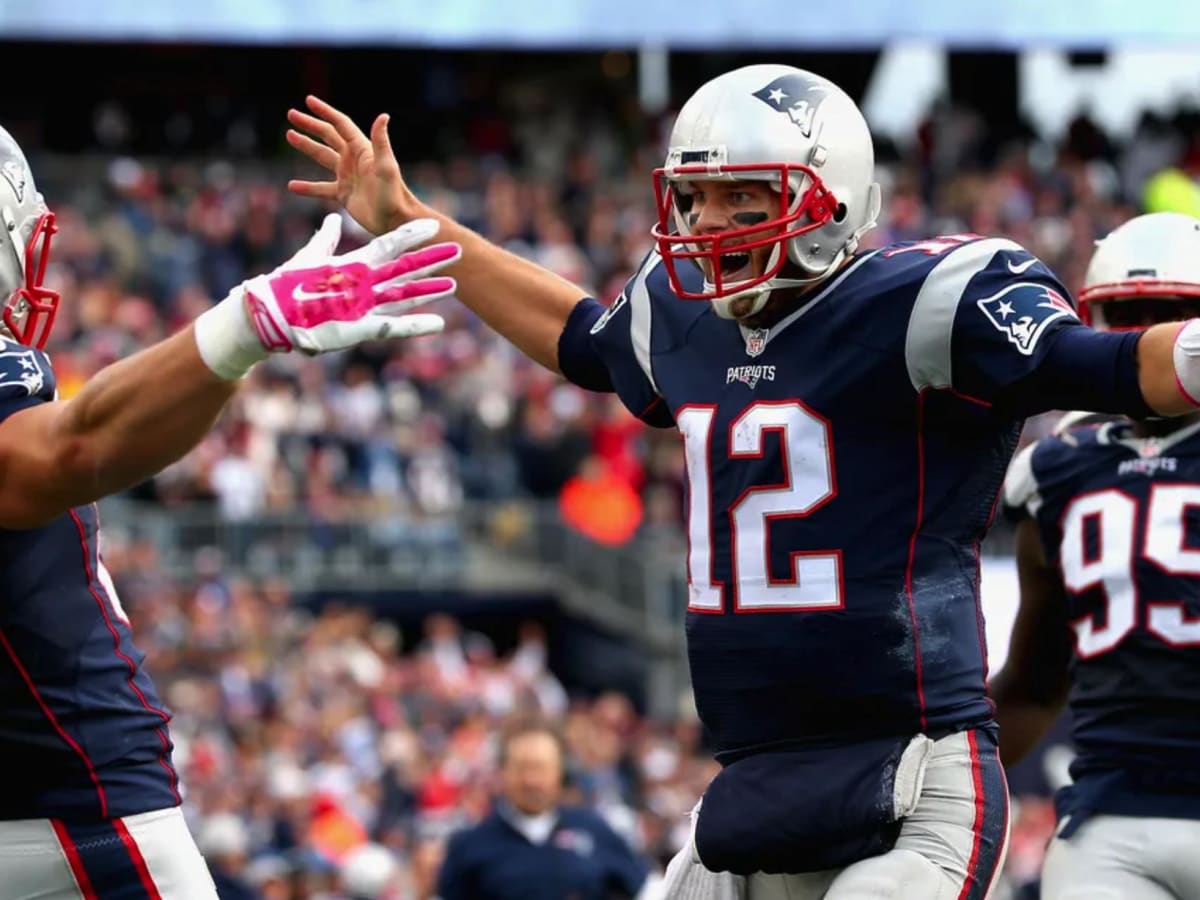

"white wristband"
[1171, 319, 1200, 408]
[193, 287, 269, 380]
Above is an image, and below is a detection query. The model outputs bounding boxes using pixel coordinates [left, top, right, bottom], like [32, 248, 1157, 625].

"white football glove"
[194, 213, 460, 379]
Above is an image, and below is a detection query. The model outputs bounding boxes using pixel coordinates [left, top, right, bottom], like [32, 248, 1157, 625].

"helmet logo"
[1, 161, 25, 203]
[752, 76, 828, 137]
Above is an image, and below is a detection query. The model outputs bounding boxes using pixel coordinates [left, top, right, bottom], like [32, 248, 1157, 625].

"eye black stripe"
[732, 212, 769, 227]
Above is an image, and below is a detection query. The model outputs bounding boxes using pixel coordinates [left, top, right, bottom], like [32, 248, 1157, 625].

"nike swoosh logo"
[1007, 258, 1038, 275]
[293, 286, 344, 302]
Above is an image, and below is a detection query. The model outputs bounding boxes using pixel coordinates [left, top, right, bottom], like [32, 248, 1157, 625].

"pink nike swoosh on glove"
[245, 243, 459, 346]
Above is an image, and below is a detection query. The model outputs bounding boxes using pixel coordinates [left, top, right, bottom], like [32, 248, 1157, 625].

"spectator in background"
[198, 812, 258, 900]
[435, 718, 651, 900]
[558, 454, 644, 546]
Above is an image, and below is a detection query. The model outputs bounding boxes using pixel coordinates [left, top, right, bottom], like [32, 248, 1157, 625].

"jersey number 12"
[678, 401, 843, 613]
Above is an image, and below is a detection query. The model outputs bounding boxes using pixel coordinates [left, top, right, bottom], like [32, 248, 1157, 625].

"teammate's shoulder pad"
[1002, 439, 1043, 513]
[1052, 410, 1123, 440]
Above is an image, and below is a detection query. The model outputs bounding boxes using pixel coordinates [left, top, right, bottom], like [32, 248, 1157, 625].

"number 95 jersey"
[564, 234, 1144, 759]
[1005, 419, 1200, 813]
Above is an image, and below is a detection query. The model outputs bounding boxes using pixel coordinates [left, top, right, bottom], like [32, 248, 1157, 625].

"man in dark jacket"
[436, 718, 650, 900]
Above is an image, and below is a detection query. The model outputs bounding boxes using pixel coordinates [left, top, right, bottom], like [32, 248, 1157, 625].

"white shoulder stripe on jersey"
[629, 250, 663, 396]
[904, 237, 1024, 392]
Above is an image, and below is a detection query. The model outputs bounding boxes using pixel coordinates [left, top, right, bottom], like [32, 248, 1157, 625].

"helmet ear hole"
[833, 203, 848, 224]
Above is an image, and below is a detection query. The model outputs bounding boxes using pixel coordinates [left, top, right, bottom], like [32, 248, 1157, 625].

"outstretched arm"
[286, 96, 586, 374]
[0, 215, 459, 528]
[0, 329, 236, 527]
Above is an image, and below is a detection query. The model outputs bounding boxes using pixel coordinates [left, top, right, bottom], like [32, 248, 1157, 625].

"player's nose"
[693, 203, 734, 235]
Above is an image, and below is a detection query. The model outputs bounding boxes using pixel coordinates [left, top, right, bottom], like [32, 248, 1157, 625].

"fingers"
[290, 213, 342, 265]
[371, 114, 395, 166]
[372, 277, 457, 313]
[285, 129, 340, 171]
[286, 179, 340, 200]
[374, 242, 462, 285]
[286, 108, 345, 152]
[371, 313, 446, 340]
[341, 218, 441, 265]
[305, 95, 370, 150]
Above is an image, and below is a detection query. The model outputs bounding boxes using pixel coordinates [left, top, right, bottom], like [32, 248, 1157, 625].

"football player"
[994, 211, 1200, 900]
[0, 124, 460, 897]
[288, 67, 1200, 899]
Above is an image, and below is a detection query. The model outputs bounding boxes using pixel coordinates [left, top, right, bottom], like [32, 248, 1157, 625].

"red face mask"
[650, 162, 838, 301]
[2, 211, 59, 350]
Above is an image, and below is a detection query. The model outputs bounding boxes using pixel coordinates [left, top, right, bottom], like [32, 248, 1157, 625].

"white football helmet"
[1079, 211, 1200, 331]
[652, 64, 882, 319]
[0, 124, 58, 349]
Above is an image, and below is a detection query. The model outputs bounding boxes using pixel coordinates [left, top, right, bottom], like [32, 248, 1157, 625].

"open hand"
[286, 96, 412, 237]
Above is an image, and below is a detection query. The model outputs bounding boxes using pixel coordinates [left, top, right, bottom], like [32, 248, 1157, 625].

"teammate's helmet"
[651, 64, 881, 319]
[0, 125, 58, 349]
[1079, 212, 1200, 331]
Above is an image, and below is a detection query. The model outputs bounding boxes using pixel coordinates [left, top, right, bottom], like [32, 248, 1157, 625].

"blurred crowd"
[26, 89, 1200, 898]
[104, 532, 718, 898]
[104, 537, 1058, 899]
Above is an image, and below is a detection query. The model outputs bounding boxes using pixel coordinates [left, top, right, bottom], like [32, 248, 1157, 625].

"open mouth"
[716, 251, 752, 281]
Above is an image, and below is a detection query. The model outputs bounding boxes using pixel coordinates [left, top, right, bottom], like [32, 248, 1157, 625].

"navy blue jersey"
[563, 234, 1144, 758]
[0, 339, 179, 820]
[1005, 419, 1200, 819]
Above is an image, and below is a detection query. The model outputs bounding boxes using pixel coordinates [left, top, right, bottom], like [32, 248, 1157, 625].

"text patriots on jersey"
[976, 281, 1077, 356]
[726, 365, 777, 388]
[1118, 456, 1178, 476]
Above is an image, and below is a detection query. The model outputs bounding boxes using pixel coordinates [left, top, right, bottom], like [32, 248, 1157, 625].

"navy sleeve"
[0, 339, 55, 424]
[558, 298, 616, 392]
[903, 239, 1150, 418]
[557, 251, 674, 428]
[993, 324, 1151, 419]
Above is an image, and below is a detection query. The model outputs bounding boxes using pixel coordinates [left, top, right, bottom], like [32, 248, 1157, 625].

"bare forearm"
[389, 195, 584, 372]
[9, 327, 236, 523]
[62, 324, 235, 472]
[991, 677, 1065, 767]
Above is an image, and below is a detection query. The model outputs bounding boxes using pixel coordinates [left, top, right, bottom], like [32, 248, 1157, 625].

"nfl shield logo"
[745, 328, 769, 357]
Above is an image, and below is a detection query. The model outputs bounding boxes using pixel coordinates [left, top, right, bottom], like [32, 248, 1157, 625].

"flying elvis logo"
[0, 346, 45, 396]
[0, 161, 25, 203]
[751, 75, 827, 137]
[976, 282, 1077, 356]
